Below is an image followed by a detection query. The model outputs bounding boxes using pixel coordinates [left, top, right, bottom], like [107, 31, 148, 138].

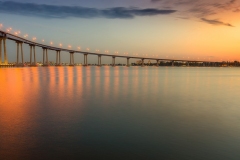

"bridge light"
[77, 47, 81, 50]
[59, 43, 62, 47]
[42, 39, 45, 42]
[50, 42, 53, 45]
[68, 45, 72, 49]
[86, 48, 90, 52]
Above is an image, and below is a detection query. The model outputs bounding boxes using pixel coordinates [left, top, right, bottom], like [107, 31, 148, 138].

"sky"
[0, 0, 240, 63]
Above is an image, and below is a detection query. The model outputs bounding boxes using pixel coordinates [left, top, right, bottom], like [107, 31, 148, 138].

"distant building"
[136, 60, 142, 65]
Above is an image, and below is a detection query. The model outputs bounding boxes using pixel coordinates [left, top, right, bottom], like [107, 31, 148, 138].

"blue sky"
[1, 0, 240, 63]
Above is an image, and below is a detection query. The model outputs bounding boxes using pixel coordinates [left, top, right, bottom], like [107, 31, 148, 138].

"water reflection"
[0, 67, 240, 159]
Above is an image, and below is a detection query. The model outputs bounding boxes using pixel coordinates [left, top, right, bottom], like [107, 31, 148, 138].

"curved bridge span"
[0, 29, 213, 67]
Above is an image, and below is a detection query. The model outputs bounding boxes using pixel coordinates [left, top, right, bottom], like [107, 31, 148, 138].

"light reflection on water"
[0, 67, 240, 160]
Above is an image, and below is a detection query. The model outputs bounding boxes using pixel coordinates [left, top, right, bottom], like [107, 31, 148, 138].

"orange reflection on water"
[0, 68, 41, 158]
[103, 67, 110, 97]
[113, 67, 120, 100]
[94, 67, 101, 98]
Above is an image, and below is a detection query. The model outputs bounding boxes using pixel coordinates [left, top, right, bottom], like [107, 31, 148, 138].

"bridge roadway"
[0, 29, 213, 67]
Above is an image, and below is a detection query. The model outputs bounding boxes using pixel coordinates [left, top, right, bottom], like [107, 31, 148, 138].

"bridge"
[0, 29, 215, 67]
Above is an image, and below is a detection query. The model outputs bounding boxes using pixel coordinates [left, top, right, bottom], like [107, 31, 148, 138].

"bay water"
[0, 67, 240, 160]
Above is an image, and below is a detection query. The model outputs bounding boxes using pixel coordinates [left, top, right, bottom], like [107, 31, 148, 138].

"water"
[0, 66, 240, 160]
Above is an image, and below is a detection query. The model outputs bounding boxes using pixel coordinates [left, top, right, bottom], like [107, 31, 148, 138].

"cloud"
[151, 0, 238, 26]
[151, 0, 162, 2]
[201, 18, 234, 27]
[0, 1, 176, 19]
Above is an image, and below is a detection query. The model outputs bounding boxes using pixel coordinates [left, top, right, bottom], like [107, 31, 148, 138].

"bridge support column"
[112, 57, 115, 67]
[42, 48, 49, 66]
[29, 45, 36, 66]
[69, 52, 74, 66]
[16, 42, 19, 65]
[172, 61, 174, 66]
[3, 38, 7, 65]
[127, 58, 130, 67]
[33, 46, 36, 65]
[0, 38, 2, 64]
[156, 60, 159, 67]
[56, 51, 58, 65]
[84, 54, 88, 66]
[46, 49, 48, 65]
[42, 48, 45, 65]
[69, 53, 71, 65]
[98, 55, 101, 66]
[187, 62, 189, 67]
[56, 51, 61, 65]
[30, 45, 32, 65]
[20, 43, 24, 65]
[16, 42, 24, 66]
[142, 59, 144, 67]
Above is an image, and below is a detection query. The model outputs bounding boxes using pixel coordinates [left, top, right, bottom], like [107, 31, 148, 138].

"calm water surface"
[0, 67, 240, 160]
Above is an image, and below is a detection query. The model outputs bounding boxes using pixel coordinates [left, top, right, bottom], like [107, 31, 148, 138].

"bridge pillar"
[29, 45, 32, 65]
[20, 42, 24, 65]
[56, 51, 61, 65]
[142, 59, 144, 67]
[0, 38, 2, 64]
[3, 38, 7, 65]
[156, 60, 159, 67]
[98, 55, 101, 66]
[69, 52, 74, 66]
[16, 42, 19, 64]
[42, 48, 49, 66]
[42, 48, 45, 65]
[127, 58, 130, 67]
[84, 54, 88, 66]
[56, 51, 58, 65]
[46, 49, 48, 65]
[33, 46, 36, 65]
[59, 51, 61, 65]
[172, 61, 174, 66]
[29, 45, 36, 66]
[112, 57, 115, 67]
[16, 42, 24, 66]
[187, 62, 189, 67]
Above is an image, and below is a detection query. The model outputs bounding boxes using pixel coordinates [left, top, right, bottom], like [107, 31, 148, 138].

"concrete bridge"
[0, 29, 214, 67]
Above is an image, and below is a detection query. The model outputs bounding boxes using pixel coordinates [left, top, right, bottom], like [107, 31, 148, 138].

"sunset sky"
[0, 0, 240, 63]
